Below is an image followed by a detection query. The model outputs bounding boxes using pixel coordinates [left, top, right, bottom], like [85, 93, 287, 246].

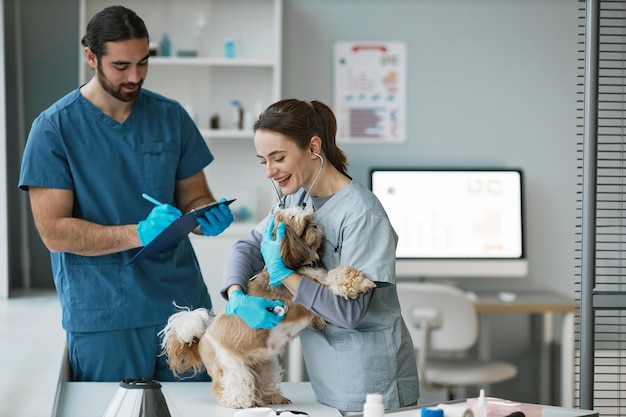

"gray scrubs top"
[293, 181, 419, 412]
[221, 180, 419, 412]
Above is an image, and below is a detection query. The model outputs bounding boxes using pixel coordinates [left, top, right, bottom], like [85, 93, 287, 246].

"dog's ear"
[279, 215, 318, 269]
[304, 221, 324, 257]
[275, 209, 307, 236]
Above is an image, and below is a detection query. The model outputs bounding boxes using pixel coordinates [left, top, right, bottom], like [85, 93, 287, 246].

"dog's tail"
[159, 306, 213, 378]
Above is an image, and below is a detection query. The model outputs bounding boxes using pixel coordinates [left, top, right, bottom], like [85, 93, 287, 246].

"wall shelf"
[200, 129, 253, 140]
[149, 56, 275, 68]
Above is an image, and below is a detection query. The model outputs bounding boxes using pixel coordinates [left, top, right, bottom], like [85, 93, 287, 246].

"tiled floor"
[0, 290, 65, 417]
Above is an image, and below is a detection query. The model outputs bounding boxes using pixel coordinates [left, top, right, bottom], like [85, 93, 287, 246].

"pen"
[141, 193, 163, 206]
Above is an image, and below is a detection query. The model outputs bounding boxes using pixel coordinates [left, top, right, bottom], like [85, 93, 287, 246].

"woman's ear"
[309, 135, 322, 155]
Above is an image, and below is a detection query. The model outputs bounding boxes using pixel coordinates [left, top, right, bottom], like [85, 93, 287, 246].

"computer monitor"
[370, 168, 528, 278]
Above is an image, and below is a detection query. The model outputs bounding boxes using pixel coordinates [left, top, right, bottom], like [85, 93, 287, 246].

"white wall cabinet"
[78, 0, 283, 299]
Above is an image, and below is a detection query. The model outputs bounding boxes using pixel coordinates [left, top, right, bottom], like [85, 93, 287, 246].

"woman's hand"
[261, 217, 294, 286]
[225, 289, 285, 329]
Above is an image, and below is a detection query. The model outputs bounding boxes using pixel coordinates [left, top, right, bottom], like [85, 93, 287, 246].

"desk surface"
[383, 402, 597, 417]
[55, 381, 597, 417]
[54, 381, 341, 417]
[474, 290, 579, 314]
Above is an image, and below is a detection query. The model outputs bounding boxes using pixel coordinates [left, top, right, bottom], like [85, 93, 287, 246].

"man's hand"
[197, 198, 234, 236]
[137, 204, 181, 245]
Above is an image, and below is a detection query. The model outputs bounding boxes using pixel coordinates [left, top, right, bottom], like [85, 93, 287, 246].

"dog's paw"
[311, 316, 326, 330]
[327, 266, 376, 299]
[262, 393, 292, 405]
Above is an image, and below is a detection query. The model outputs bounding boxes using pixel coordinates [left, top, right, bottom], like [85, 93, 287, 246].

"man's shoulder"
[40, 89, 81, 118]
[140, 88, 181, 108]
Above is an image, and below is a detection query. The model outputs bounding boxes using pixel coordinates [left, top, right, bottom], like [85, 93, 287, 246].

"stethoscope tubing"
[269, 152, 324, 210]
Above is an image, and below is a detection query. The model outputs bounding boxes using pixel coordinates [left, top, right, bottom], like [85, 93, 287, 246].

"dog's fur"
[159, 206, 375, 409]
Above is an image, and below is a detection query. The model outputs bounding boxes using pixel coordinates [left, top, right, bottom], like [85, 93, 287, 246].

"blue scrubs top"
[19, 88, 213, 332]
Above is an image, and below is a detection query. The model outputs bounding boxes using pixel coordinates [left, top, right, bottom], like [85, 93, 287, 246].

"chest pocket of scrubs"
[321, 226, 341, 269]
[142, 142, 179, 190]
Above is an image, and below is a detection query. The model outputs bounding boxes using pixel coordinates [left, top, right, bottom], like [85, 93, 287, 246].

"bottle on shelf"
[230, 100, 244, 130]
[148, 41, 159, 56]
[194, 12, 208, 57]
[210, 113, 220, 130]
[160, 33, 171, 57]
[225, 38, 236, 58]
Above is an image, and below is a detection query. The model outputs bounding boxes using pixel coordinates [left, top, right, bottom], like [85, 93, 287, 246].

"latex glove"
[197, 198, 234, 236]
[225, 289, 285, 329]
[137, 204, 182, 246]
[261, 217, 294, 286]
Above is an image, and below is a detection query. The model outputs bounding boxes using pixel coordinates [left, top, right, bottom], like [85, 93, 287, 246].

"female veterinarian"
[220, 99, 419, 413]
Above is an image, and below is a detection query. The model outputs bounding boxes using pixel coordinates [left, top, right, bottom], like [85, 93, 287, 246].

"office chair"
[396, 282, 517, 399]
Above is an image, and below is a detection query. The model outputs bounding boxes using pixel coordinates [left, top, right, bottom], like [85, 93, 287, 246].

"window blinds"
[577, 0, 626, 414]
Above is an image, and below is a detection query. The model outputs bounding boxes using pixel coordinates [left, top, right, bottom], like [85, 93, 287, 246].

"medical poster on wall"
[334, 41, 406, 144]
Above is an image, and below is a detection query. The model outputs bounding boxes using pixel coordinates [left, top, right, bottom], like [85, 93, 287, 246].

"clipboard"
[127, 199, 236, 265]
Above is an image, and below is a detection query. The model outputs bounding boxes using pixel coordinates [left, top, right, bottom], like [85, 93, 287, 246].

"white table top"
[55, 381, 342, 417]
[382, 400, 598, 417]
[53, 382, 598, 417]
[54, 380, 598, 417]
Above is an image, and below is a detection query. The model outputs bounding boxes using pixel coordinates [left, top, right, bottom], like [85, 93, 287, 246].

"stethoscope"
[269, 151, 324, 210]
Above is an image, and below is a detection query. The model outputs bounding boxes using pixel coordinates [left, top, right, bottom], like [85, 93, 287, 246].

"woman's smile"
[276, 174, 291, 186]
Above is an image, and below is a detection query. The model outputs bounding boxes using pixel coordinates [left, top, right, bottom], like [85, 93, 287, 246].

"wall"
[4, 0, 79, 291]
[7, 0, 580, 297]
[281, 0, 580, 298]
[0, 0, 6, 299]
[280, 0, 579, 403]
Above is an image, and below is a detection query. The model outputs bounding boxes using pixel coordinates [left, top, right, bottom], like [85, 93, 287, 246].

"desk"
[473, 291, 578, 408]
[54, 382, 341, 417]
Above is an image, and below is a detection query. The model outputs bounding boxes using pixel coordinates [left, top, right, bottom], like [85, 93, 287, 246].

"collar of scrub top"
[270, 152, 324, 210]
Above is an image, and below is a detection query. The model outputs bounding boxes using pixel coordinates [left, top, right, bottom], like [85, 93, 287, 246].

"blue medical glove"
[197, 198, 234, 236]
[261, 217, 294, 286]
[137, 204, 182, 246]
[225, 289, 285, 329]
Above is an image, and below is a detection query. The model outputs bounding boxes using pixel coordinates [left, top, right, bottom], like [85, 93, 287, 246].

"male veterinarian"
[18, 5, 234, 382]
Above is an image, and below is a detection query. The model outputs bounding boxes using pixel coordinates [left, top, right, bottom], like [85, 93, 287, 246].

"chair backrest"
[396, 282, 478, 352]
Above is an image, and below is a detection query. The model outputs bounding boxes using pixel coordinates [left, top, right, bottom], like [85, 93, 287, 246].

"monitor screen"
[370, 168, 527, 278]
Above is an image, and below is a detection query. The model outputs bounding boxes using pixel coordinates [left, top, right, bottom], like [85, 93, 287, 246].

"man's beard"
[97, 67, 143, 102]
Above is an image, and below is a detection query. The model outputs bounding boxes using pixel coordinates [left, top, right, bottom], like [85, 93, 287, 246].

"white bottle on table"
[363, 393, 384, 417]
[476, 389, 487, 417]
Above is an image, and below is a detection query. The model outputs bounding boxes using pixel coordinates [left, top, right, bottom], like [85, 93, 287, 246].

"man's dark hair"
[80, 5, 149, 60]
